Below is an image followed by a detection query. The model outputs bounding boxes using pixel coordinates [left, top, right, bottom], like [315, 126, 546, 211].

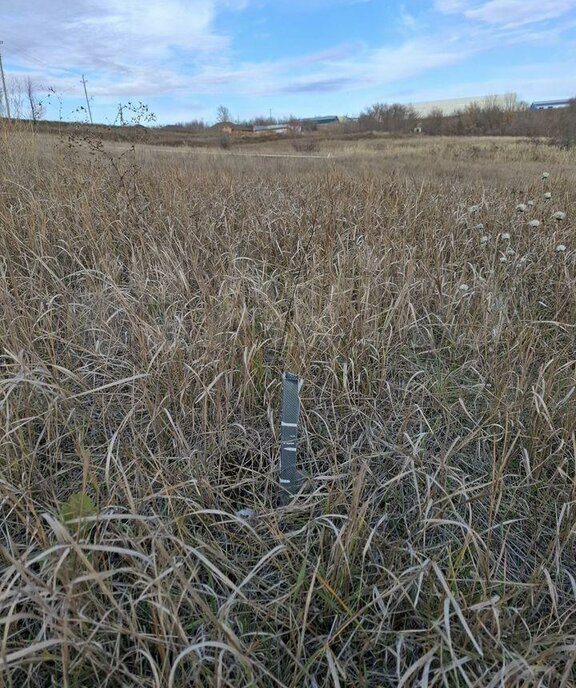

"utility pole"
[0, 41, 11, 120]
[269, 107, 272, 122]
[81, 74, 93, 124]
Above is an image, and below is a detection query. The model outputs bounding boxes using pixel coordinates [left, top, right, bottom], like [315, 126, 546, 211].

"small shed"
[210, 121, 238, 134]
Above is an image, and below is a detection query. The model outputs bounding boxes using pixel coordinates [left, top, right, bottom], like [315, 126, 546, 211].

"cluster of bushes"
[291, 138, 319, 153]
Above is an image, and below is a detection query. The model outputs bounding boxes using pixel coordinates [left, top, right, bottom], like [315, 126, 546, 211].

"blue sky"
[2, 0, 576, 124]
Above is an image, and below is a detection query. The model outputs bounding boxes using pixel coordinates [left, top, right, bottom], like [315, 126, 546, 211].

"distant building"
[252, 123, 302, 134]
[210, 121, 238, 134]
[530, 99, 571, 110]
[253, 124, 290, 134]
[410, 94, 519, 117]
[298, 116, 345, 126]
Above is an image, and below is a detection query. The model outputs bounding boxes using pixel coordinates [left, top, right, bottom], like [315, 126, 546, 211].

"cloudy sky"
[2, 0, 576, 124]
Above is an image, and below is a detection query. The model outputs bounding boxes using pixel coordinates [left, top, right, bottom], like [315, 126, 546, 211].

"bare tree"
[426, 107, 444, 135]
[4, 76, 44, 121]
[7, 76, 24, 118]
[25, 77, 43, 122]
[216, 105, 231, 123]
[557, 98, 576, 148]
[359, 102, 418, 133]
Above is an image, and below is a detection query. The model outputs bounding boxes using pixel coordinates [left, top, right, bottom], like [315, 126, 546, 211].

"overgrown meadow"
[1, 128, 576, 686]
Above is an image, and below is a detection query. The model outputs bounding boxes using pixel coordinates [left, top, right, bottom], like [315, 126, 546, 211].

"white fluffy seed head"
[553, 211, 566, 221]
[459, 284, 469, 291]
[468, 205, 481, 214]
[480, 235, 490, 243]
[556, 244, 567, 252]
[501, 232, 511, 240]
[542, 172, 550, 179]
[506, 247, 515, 255]
[544, 192, 552, 200]
[500, 256, 508, 263]
[527, 200, 535, 207]
[475, 223, 484, 230]
[516, 204, 527, 212]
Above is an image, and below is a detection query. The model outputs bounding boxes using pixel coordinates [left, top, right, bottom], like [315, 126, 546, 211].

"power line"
[5, 47, 81, 77]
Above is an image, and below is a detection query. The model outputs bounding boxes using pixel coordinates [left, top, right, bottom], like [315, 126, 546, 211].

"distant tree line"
[357, 96, 576, 146]
[139, 98, 576, 148]
[3, 86, 575, 149]
[165, 119, 208, 131]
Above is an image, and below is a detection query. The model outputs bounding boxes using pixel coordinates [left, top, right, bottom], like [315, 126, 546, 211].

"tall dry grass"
[1, 127, 576, 686]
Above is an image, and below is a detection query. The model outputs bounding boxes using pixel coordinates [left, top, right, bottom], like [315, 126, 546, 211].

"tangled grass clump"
[0, 129, 576, 686]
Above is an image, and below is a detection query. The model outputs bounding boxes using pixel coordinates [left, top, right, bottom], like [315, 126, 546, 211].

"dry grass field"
[1, 127, 576, 687]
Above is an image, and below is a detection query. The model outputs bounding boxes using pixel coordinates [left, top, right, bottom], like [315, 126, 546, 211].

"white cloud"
[1, 0, 575, 122]
[466, 0, 576, 25]
[435, 0, 469, 12]
[3, 0, 231, 74]
[401, 60, 576, 104]
[399, 4, 418, 29]
[165, 37, 467, 97]
[1, 0, 472, 101]
[255, 0, 371, 8]
[436, 0, 576, 25]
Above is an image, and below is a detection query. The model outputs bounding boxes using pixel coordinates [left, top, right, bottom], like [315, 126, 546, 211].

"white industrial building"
[409, 93, 519, 117]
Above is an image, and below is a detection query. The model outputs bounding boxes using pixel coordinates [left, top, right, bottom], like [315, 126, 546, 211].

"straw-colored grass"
[1, 127, 576, 687]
